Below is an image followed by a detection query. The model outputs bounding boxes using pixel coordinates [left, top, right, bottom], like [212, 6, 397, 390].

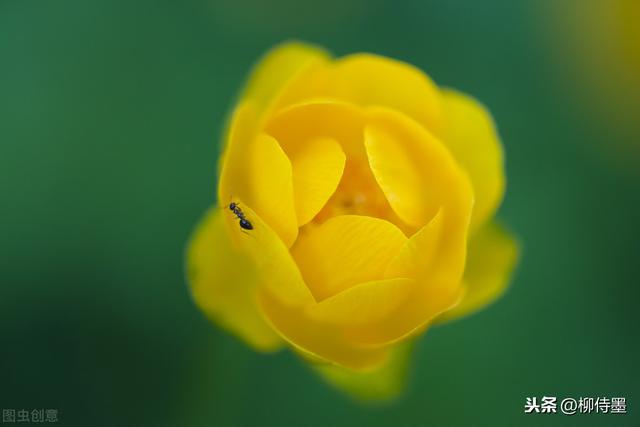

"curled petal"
[385, 207, 466, 288]
[241, 41, 331, 116]
[345, 281, 464, 347]
[385, 209, 446, 279]
[347, 212, 466, 346]
[330, 54, 443, 133]
[274, 53, 443, 134]
[291, 215, 407, 301]
[258, 290, 390, 370]
[266, 100, 366, 160]
[305, 278, 414, 325]
[218, 105, 298, 247]
[287, 137, 346, 226]
[247, 133, 298, 247]
[441, 89, 505, 231]
[222, 201, 315, 308]
[438, 221, 519, 322]
[218, 102, 260, 206]
[364, 116, 438, 228]
[364, 107, 474, 236]
[186, 208, 282, 351]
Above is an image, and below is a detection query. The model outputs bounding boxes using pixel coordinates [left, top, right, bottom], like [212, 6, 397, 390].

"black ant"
[229, 202, 253, 230]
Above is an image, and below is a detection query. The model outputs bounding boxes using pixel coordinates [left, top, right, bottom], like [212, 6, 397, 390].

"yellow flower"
[187, 41, 518, 399]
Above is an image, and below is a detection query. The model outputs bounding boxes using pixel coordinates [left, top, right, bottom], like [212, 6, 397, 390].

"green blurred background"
[2, 0, 639, 425]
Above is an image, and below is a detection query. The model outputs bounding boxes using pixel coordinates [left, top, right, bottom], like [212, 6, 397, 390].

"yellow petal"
[186, 207, 282, 351]
[438, 221, 519, 322]
[273, 53, 443, 135]
[319, 108, 473, 347]
[266, 100, 366, 160]
[440, 89, 505, 231]
[291, 215, 407, 301]
[385, 209, 446, 279]
[287, 137, 346, 226]
[247, 133, 298, 247]
[240, 41, 331, 115]
[218, 105, 298, 247]
[385, 208, 465, 287]
[345, 281, 464, 347]
[218, 102, 260, 207]
[344, 214, 465, 346]
[364, 117, 437, 228]
[258, 290, 390, 370]
[306, 278, 414, 325]
[313, 340, 414, 401]
[364, 107, 474, 231]
[221, 200, 314, 308]
[302, 213, 464, 344]
[330, 54, 443, 134]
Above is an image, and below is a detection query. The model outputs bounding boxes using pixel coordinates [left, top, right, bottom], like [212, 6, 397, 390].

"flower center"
[311, 156, 415, 236]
